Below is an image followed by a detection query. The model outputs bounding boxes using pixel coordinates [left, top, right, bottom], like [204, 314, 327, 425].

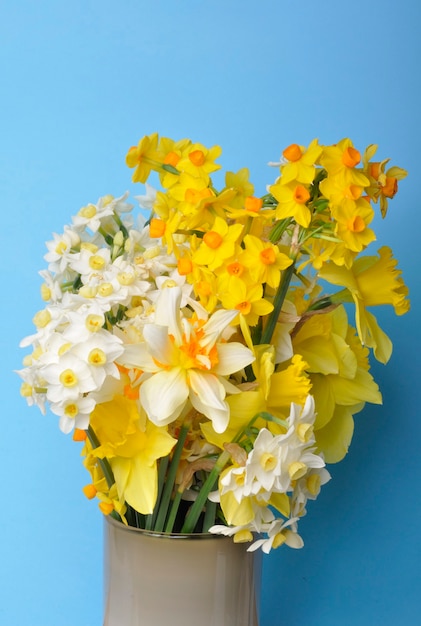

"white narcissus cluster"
[17, 192, 177, 433]
[209, 396, 331, 551]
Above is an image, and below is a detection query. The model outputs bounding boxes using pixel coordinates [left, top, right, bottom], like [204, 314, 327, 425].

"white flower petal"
[213, 342, 255, 376]
[189, 371, 229, 433]
[140, 367, 188, 426]
[200, 309, 238, 349]
[121, 343, 158, 372]
[154, 286, 183, 344]
[143, 324, 176, 365]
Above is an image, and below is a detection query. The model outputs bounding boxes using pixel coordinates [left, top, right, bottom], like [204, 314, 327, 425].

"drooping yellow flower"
[224, 168, 255, 209]
[156, 136, 192, 188]
[319, 246, 410, 362]
[362, 143, 408, 217]
[314, 404, 356, 463]
[88, 394, 177, 514]
[126, 133, 160, 183]
[292, 306, 382, 432]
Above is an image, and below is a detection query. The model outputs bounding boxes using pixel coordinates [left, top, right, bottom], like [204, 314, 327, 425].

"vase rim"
[104, 513, 226, 540]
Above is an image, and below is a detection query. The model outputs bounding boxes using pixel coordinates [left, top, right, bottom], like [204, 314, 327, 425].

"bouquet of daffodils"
[18, 134, 409, 552]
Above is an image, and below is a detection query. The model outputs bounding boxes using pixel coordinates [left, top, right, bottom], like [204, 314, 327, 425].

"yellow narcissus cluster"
[18, 133, 409, 551]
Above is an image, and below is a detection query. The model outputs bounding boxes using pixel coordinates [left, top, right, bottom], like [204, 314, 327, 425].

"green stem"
[87, 426, 115, 489]
[181, 450, 230, 534]
[260, 262, 295, 345]
[202, 499, 217, 533]
[146, 455, 170, 530]
[153, 423, 190, 532]
[164, 489, 183, 533]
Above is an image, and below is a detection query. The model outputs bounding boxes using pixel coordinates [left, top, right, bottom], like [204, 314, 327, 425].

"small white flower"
[41, 352, 97, 403]
[135, 184, 157, 212]
[50, 395, 96, 434]
[44, 225, 80, 273]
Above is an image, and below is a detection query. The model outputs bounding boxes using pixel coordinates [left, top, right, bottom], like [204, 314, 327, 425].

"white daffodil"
[72, 193, 132, 233]
[68, 246, 111, 280]
[219, 465, 248, 504]
[41, 352, 97, 404]
[135, 183, 157, 213]
[243, 428, 285, 496]
[50, 395, 96, 434]
[247, 517, 304, 553]
[120, 286, 255, 433]
[44, 225, 80, 273]
[70, 333, 123, 387]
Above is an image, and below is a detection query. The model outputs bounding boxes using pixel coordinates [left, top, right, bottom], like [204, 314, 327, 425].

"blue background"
[1, 1, 420, 624]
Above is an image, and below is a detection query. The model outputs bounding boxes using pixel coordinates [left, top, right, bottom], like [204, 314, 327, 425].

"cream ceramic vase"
[103, 515, 262, 626]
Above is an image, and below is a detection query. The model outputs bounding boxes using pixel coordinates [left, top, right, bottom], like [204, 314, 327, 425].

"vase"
[103, 515, 262, 626]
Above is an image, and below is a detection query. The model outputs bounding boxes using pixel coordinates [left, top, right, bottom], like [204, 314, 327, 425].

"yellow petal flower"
[315, 405, 355, 463]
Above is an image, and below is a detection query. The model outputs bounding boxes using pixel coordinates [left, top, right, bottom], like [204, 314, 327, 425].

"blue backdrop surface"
[1, 1, 420, 625]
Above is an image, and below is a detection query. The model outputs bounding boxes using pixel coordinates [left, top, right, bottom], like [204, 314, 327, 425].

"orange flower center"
[149, 218, 166, 238]
[177, 258, 193, 275]
[82, 484, 97, 500]
[73, 428, 87, 442]
[382, 177, 398, 198]
[244, 196, 263, 213]
[164, 151, 180, 167]
[185, 187, 213, 204]
[293, 185, 310, 204]
[203, 231, 223, 249]
[227, 261, 244, 276]
[179, 331, 219, 370]
[196, 281, 212, 296]
[345, 184, 363, 200]
[235, 301, 251, 314]
[369, 162, 381, 179]
[189, 150, 206, 166]
[342, 146, 361, 168]
[347, 215, 366, 233]
[260, 248, 276, 265]
[283, 143, 302, 162]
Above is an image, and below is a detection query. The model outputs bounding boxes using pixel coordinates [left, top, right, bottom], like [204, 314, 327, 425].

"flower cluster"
[18, 133, 409, 551]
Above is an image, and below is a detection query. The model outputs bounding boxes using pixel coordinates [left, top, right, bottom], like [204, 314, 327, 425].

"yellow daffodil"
[320, 138, 370, 188]
[319, 247, 410, 362]
[279, 139, 323, 185]
[88, 394, 177, 514]
[362, 143, 408, 217]
[224, 168, 255, 209]
[270, 181, 312, 227]
[177, 142, 222, 182]
[240, 234, 293, 289]
[192, 215, 244, 271]
[125, 133, 160, 183]
[332, 197, 376, 253]
[292, 306, 382, 431]
[218, 275, 274, 326]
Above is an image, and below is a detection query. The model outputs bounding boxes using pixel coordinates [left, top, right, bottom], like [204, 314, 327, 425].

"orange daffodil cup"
[18, 134, 409, 551]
